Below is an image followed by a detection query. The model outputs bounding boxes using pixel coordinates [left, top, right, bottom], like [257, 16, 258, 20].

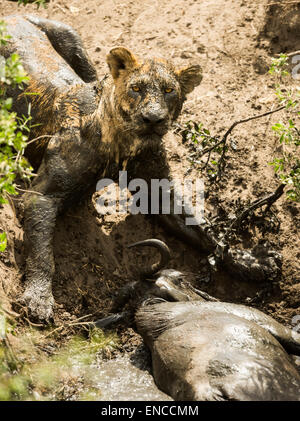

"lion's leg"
[22, 192, 60, 322]
[25, 15, 98, 83]
[21, 129, 100, 322]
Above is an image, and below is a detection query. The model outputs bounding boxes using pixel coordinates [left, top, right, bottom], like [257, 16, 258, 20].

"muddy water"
[70, 346, 172, 401]
[89, 353, 172, 401]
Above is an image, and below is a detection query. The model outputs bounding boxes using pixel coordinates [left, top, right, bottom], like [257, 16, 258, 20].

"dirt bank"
[0, 0, 299, 390]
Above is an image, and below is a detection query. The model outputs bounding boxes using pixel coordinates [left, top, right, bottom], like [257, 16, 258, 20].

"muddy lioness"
[1, 15, 203, 321]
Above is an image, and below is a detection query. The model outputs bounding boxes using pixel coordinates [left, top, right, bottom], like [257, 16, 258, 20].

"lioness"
[1, 15, 203, 321]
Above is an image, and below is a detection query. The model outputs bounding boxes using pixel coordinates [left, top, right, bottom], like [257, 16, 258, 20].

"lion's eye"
[132, 86, 141, 92]
[165, 88, 173, 93]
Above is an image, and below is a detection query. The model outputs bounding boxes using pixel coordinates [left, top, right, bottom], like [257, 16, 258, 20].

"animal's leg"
[21, 129, 100, 322]
[157, 192, 282, 282]
[25, 15, 98, 83]
[22, 192, 60, 322]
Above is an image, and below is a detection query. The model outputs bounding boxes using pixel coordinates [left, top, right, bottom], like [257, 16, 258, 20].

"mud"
[0, 0, 299, 400]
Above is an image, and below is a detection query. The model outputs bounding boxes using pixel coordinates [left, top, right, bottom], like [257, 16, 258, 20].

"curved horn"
[127, 239, 171, 278]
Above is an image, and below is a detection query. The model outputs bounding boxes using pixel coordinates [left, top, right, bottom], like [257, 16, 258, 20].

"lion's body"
[3, 15, 102, 170]
[1, 15, 202, 320]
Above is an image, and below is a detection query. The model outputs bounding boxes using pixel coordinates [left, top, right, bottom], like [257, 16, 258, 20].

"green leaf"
[0, 233, 7, 252]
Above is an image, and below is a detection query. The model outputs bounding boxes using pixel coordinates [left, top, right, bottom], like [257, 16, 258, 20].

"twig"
[210, 105, 286, 181]
[67, 321, 95, 327]
[202, 105, 285, 157]
[15, 186, 42, 195]
[44, 325, 64, 339]
[227, 183, 286, 234]
[275, 50, 300, 57]
[26, 135, 53, 146]
[2, 307, 20, 318]
[43, 315, 97, 338]
[67, 313, 94, 323]
[202, 148, 213, 170]
[24, 317, 44, 327]
[178, 105, 286, 182]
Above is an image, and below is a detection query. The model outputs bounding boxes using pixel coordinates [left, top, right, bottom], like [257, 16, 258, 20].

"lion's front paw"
[19, 283, 55, 323]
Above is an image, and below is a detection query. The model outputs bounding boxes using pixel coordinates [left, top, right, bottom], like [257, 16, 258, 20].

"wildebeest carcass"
[95, 239, 300, 401]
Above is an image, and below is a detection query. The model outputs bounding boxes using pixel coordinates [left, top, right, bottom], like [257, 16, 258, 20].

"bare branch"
[226, 183, 286, 237]
[204, 105, 285, 156]
[204, 105, 286, 181]
[26, 134, 53, 146]
[275, 50, 300, 57]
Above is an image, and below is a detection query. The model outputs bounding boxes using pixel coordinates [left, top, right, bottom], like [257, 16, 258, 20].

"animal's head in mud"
[108, 239, 211, 314]
[106, 47, 202, 140]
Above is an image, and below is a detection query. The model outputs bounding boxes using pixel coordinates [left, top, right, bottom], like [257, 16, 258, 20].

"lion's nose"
[142, 110, 167, 125]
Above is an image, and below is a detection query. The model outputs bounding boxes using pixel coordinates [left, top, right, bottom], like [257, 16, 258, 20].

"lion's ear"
[176, 65, 203, 95]
[106, 47, 139, 79]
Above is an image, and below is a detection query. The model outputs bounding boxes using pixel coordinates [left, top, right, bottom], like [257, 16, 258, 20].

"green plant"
[16, 0, 48, 8]
[178, 121, 225, 181]
[268, 54, 299, 202]
[177, 104, 286, 184]
[0, 307, 119, 401]
[178, 53, 299, 201]
[0, 22, 34, 250]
